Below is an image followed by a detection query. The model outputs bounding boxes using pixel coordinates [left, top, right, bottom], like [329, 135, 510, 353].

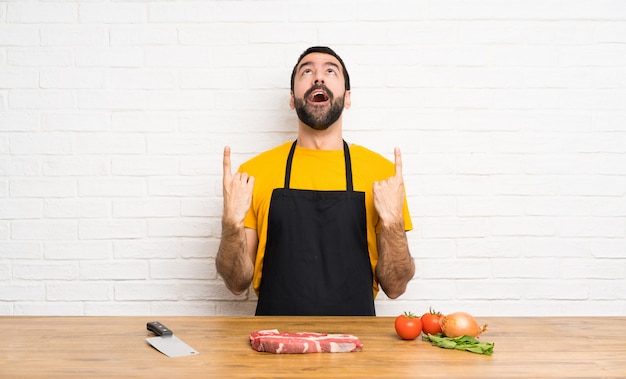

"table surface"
[1, 316, 625, 378]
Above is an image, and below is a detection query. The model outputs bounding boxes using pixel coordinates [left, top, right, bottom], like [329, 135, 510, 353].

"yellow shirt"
[240, 142, 413, 298]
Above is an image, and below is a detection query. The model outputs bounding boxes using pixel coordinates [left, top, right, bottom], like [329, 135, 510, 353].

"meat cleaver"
[146, 321, 200, 358]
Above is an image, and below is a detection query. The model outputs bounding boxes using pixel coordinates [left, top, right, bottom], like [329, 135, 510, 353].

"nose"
[314, 72, 325, 85]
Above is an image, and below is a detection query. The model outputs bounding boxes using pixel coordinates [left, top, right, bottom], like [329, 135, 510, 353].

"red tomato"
[421, 308, 443, 335]
[394, 312, 422, 340]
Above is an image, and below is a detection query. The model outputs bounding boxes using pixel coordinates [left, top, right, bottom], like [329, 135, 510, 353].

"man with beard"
[216, 46, 414, 316]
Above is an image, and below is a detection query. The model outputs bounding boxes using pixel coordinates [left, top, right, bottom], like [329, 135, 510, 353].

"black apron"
[255, 140, 375, 316]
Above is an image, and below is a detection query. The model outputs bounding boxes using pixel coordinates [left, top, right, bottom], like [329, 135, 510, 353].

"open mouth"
[308, 90, 330, 104]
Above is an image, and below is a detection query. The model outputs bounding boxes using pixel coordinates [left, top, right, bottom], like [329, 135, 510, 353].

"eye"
[302, 68, 312, 75]
[326, 68, 336, 75]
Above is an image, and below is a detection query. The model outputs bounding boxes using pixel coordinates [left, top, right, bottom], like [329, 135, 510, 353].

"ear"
[289, 91, 295, 109]
[343, 90, 351, 109]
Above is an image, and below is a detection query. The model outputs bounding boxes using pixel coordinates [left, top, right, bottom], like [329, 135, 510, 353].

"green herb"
[422, 333, 494, 356]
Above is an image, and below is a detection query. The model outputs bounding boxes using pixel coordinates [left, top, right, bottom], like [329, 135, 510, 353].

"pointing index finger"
[223, 146, 232, 177]
[394, 146, 403, 178]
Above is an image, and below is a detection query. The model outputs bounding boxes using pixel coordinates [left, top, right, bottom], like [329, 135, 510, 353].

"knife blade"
[146, 321, 199, 358]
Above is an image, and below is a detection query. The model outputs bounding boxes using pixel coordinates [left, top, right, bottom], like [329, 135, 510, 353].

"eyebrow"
[298, 60, 341, 73]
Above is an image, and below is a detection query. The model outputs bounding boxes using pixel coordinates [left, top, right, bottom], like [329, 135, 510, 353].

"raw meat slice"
[249, 329, 363, 354]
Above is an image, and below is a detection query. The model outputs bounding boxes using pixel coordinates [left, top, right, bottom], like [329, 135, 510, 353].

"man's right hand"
[222, 146, 254, 226]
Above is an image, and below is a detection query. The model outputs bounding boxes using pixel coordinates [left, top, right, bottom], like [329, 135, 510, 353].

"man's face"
[290, 52, 351, 130]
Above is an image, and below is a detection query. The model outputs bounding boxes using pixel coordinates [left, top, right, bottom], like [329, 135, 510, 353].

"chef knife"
[146, 321, 199, 358]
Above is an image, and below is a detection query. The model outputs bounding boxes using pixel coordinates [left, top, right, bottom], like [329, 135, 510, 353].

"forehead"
[297, 52, 342, 71]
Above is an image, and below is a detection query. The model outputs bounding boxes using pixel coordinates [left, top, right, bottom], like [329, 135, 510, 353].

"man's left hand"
[373, 147, 405, 224]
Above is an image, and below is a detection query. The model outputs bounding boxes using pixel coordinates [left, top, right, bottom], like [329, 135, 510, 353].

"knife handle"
[147, 321, 173, 336]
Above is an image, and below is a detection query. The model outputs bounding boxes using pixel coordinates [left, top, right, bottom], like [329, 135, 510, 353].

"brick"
[0, 69, 39, 88]
[80, 261, 147, 280]
[110, 69, 176, 90]
[112, 112, 176, 132]
[181, 198, 220, 217]
[44, 199, 110, 219]
[45, 241, 111, 260]
[422, 259, 490, 279]
[84, 302, 151, 316]
[421, 218, 489, 239]
[180, 69, 246, 90]
[8, 48, 73, 67]
[79, 3, 147, 24]
[493, 258, 559, 278]
[111, 156, 178, 176]
[10, 178, 77, 198]
[79, 219, 146, 240]
[0, 199, 41, 219]
[43, 157, 110, 176]
[525, 237, 590, 258]
[76, 48, 142, 68]
[457, 196, 524, 217]
[422, 175, 490, 195]
[0, 284, 45, 301]
[47, 283, 110, 301]
[40, 26, 108, 47]
[144, 47, 213, 68]
[0, 25, 39, 46]
[150, 259, 215, 280]
[558, 217, 624, 238]
[114, 282, 178, 301]
[0, 242, 42, 259]
[592, 197, 626, 216]
[14, 302, 84, 316]
[112, 198, 179, 218]
[0, 111, 39, 132]
[151, 301, 216, 316]
[40, 69, 105, 89]
[113, 240, 180, 259]
[77, 133, 145, 154]
[148, 90, 216, 111]
[9, 90, 75, 110]
[147, 134, 212, 155]
[561, 259, 624, 279]
[491, 217, 557, 237]
[11, 220, 77, 240]
[110, 26, 177, 46]
[43, 112, 109, 132]
[13, 262, 78, 280]
[10, 132, 74, 154]
[7, 2, 77, 23]
[148, 218, 211, 238]
[525, 197, 591, 216]
[78, 177, 146, 197]
[458, 68, 525, 88]
[457, 238, 523, 258]
[525, 280, 588, 300]
[180, 239, 218, 259]
[456, 280, 524, 300]
[78, 90, 146, 111]
[456, 154, 523, 174]
[148, 177, 211, 197]
[179, 25, 248, 46]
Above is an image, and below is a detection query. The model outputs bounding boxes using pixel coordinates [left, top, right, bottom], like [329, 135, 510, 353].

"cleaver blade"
[146, 321, 199, 358]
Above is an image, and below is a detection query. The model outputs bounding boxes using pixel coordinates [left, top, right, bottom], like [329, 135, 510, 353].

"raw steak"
[249, 329, 363, 354]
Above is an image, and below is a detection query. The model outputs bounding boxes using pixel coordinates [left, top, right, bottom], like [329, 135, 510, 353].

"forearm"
[216, 220, 254, 295]
[375, 219, 414, 299]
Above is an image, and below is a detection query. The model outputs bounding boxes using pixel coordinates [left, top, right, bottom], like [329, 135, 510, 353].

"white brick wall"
[1, 0, 625, 317]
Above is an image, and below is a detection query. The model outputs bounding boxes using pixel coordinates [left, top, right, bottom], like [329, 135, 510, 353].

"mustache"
[304, 84, 334, 100]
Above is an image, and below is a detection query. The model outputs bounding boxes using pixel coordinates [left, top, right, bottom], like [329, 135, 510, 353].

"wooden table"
[1, 316, 624, 378]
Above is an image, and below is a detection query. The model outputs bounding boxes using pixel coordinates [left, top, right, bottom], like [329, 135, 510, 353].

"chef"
[216, 46, 415, 316]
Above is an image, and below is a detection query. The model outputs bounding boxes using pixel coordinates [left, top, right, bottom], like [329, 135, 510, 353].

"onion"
[440, 312, 487, 338]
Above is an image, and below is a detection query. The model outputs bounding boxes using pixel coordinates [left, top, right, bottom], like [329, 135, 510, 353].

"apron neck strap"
[284, 140, 354, 192]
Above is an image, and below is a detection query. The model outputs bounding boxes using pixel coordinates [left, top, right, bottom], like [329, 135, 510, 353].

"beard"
[293, 85, 345, 131]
